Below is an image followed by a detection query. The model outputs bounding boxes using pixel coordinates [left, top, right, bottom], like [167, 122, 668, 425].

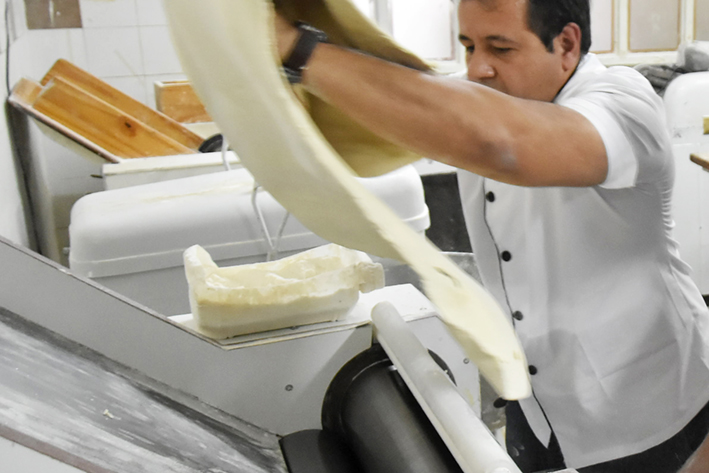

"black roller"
[198, 133, 225, 153]
[322, 344, 463, 473]
[280, 429, 362, 473]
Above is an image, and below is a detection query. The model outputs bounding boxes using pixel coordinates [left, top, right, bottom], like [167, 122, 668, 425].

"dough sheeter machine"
[0, 236, 583, 473]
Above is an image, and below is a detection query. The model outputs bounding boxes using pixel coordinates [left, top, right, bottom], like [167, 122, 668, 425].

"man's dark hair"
[527, 0, 591, 54]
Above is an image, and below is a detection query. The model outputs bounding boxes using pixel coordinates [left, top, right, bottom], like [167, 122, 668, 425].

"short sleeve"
[562, 97, 638, 189]
[556, 65, 669, 190]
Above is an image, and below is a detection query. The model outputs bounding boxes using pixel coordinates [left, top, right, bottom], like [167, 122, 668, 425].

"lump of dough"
[184, 243, 385, 339]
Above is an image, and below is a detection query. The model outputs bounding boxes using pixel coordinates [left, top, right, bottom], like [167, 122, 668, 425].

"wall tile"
[7, 33, 30, 91]
[139, 25, 181, 75]
[629, 0, 680, 51]
[11, 0, 28, 40]
[696, 0, 709, 40]
[102, 74, 147, 104]
[391, 0, 455, 60]
[5, 28, 87, 85]
[67, 28, 88, 70]
[79, 0, 137, 28]
[590, 0, 613, 53]
[0, 5, 6, 55]
[136, 0, 167, 26]
[83, 26, 143, 77]
[23, 29, 75, 80]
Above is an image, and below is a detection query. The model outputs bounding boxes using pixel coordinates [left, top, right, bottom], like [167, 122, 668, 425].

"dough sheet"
[164, 0, 531, 399]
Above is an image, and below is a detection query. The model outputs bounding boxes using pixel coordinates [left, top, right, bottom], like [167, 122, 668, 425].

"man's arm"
[679, 435, 709, 473]
[274, 15, 607, 188]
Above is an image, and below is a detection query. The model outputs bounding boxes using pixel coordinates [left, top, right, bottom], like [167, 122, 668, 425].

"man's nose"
[466, 54, 495, 82]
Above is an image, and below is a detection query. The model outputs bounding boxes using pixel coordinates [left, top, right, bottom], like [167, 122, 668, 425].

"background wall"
[0, 0, 189, 249]
[0, 0, 30, 247]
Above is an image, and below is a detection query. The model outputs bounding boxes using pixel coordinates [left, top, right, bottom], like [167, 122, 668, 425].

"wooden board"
[0, 306, 287, 473]
[31, 76, 196, 159]
[9, 77, 121, 163]
[155, 80, 213, 124]
[10, 76, 42, 104]
[691, 152, 709, 171]
[42, 59, 203, 150]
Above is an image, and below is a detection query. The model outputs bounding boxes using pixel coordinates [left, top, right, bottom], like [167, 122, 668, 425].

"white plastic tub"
[101, 151, 240, 190]
[69, 165, 430, 315]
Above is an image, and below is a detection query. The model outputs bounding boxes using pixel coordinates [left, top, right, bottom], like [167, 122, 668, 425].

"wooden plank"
[9, 77, 43, 106]
[41, 59, 203, 150]
[9, 78, 121, 162]
[32, 77, 196, 159]
[155, 80, 212, 124]
[691, 152, 709, 171]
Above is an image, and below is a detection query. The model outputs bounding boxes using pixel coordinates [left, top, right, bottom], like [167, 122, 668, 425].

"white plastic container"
[69, 165, 430, 315]
[101, 151, 241, 190]
[664, 71, 709, 294]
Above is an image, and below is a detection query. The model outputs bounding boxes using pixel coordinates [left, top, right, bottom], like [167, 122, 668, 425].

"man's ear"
[556, 22, 582, 72]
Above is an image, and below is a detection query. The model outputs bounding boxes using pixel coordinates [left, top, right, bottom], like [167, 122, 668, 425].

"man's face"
[458, 0, 572, 102]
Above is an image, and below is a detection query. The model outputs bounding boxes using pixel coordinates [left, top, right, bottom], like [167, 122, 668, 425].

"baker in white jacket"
[273, 0, 709, 471]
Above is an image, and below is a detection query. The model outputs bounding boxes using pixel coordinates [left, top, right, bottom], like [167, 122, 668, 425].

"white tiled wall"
[80, 0, 137, 27]
[140, 25, 181, 75]
[22, 0, 187, 108]
[136, 0, 168, 26]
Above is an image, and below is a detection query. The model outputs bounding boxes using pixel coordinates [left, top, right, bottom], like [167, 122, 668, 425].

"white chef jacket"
[457, 53, 709, 468]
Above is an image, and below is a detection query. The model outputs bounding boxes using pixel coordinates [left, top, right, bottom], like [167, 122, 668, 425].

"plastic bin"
[69, 165, 430, 315]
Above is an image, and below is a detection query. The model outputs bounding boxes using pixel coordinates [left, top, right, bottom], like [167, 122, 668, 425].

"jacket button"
[493, 397, 508, 408]
[529, 365, 538, 375]
[486, 191, 495, 202]
[513, 311, 524, 321]
[501, 251, 512, 261]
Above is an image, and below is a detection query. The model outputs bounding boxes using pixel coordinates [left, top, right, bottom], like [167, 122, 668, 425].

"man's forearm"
[680, 435, 709, 473]
[302, 44, 501, 171]
[275, 16, 607, 187]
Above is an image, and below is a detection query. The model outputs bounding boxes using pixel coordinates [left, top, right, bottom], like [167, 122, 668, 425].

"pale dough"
[164, 0, 531, 400]
[183, 243, 385, 339]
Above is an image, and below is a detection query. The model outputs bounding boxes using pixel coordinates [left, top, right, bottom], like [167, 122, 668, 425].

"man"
[275, 0, 709, 471]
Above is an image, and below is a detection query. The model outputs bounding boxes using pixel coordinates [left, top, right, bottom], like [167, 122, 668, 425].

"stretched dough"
[164, 0, 531, 400]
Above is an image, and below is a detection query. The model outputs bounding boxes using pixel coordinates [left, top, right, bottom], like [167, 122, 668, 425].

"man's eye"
[465, 46, 475, 54]
[493, 47, 512, 54]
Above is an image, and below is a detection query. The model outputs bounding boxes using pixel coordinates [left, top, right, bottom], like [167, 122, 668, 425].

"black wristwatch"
[283, 22, 329, 84]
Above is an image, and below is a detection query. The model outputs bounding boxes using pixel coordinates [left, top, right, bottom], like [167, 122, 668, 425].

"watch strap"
[283, 22, 328, 84]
